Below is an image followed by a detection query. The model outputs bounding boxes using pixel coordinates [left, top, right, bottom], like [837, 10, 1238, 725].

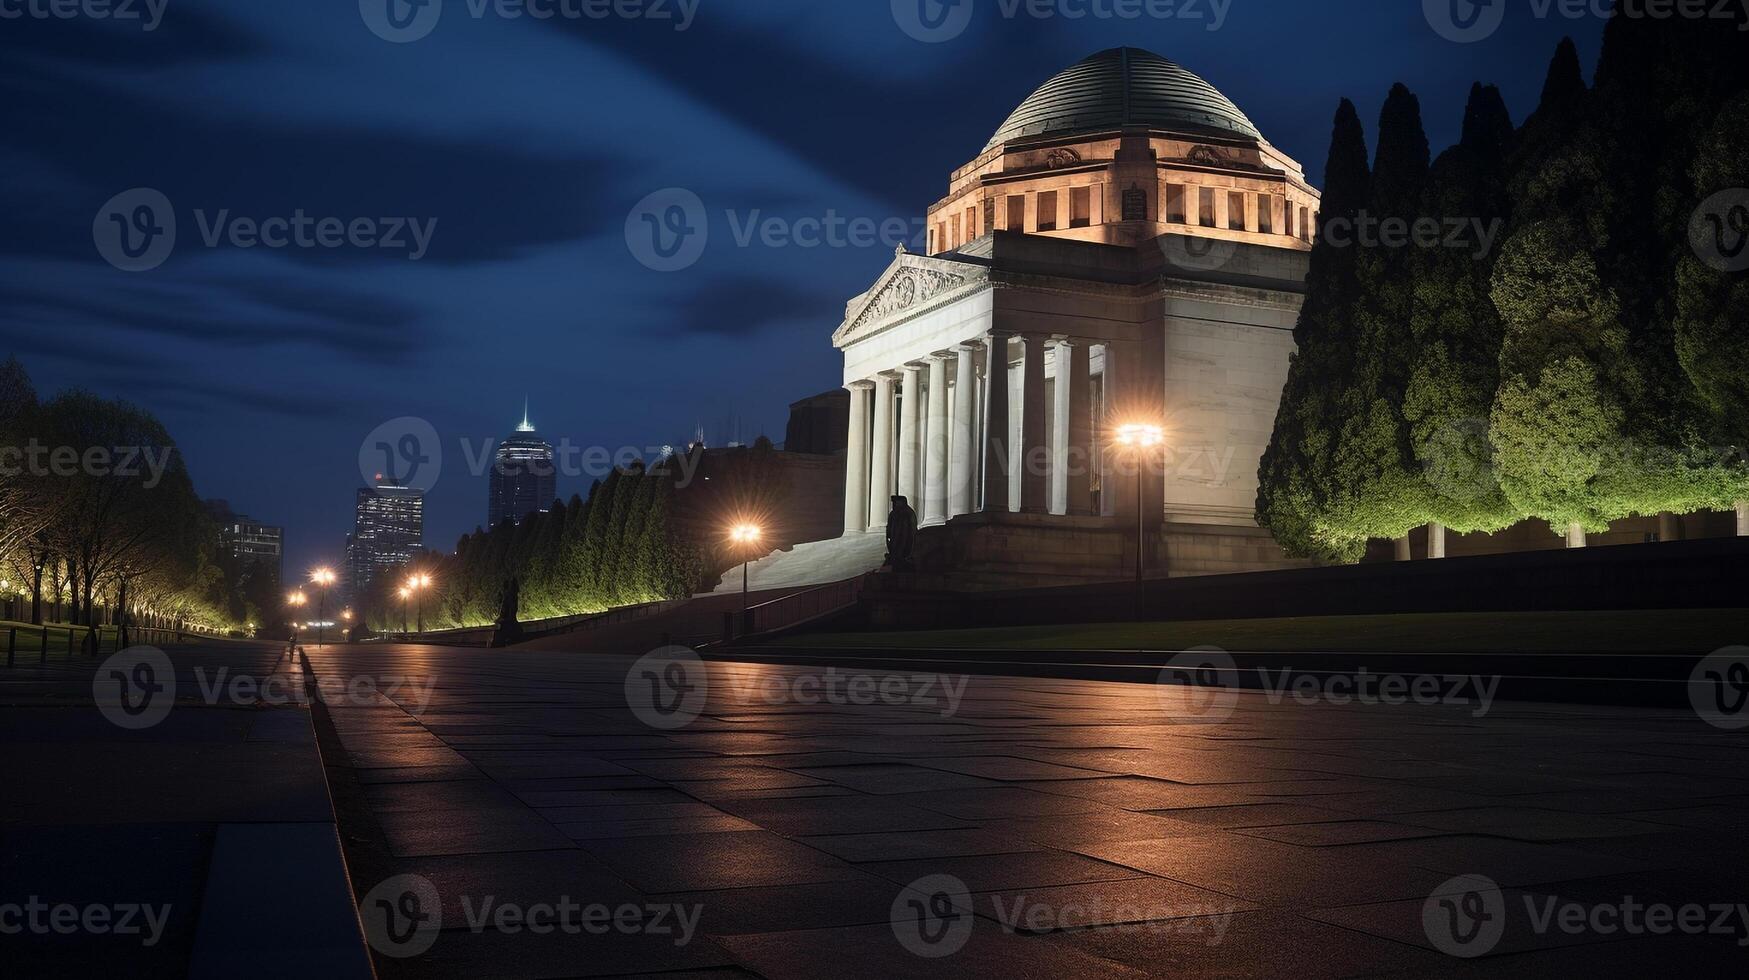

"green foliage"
[1322, 84, 1437, 546]
[359, 461, 710, 633]
[1257, 99, 1373, 562]
[1259, 16, 1749, 557]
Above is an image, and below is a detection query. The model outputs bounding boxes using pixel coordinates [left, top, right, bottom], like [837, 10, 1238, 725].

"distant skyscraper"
[488, 401, 557, 528]
[345, 479, 424, 603]
[206, 500, 284, 585]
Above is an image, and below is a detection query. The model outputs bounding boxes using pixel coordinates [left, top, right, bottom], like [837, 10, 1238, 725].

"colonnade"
[843, 334, 1111, 533]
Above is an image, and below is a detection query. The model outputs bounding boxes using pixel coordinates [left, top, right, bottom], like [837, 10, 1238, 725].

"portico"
[835, 250, 1130, 533]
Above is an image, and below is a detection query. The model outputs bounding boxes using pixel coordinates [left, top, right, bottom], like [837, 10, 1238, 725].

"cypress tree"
[1257, 98, 1371, 561]
[577, 472, 619, 612]
[1323, 84, 1436, 548]
[600, 463, 646, 607]
[1488, 38, 1632, 533]
[1404, 83, 1520, 534]
[1673, 94, 1749, 510]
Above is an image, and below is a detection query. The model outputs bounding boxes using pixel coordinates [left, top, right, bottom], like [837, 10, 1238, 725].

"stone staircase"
[706, 532, 887, 595]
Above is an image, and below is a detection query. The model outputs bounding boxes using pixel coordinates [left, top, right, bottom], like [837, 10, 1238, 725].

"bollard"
[6, 626, 14, 667]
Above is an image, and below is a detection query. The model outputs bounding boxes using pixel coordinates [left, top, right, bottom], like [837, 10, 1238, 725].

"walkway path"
[302, 642, 1748, 978]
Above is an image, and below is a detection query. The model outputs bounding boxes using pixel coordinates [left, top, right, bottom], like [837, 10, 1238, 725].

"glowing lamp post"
[1114, 423, 1165, 598]
[407, 573, 433, 637]
[397, 587, 412, 637]
[729, 523, 763, 633]
[287, 592, 307, 648]
[310, 569, 336, 649]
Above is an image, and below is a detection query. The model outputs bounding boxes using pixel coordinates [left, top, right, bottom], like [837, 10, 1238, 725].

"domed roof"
[984, 47, 1261, 152]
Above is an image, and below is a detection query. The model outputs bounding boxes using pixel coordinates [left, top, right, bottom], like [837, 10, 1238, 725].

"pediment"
[833, 251, 984, 348]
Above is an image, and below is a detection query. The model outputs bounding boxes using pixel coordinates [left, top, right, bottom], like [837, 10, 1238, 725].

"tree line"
[1259, 13, 1748, 562]
[362, 452, 714, 633]
[0, 357, 254, 638]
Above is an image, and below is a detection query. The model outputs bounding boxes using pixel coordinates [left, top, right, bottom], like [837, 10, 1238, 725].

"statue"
[490, 577, 525, 648]
[884, 495, 918, 573]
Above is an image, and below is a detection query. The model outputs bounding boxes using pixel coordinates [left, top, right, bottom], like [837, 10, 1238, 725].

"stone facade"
[831, 48, 1322, 588]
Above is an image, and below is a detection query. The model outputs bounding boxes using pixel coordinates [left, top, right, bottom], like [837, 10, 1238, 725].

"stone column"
[1101, 341, 1134, 520]
[896, 363, 923, 508]
[1050, 341, 1072, 516]
[923, 353, 951, 526]
[981, 334, 1012, 514]
[948, 344, 977, 517]
[1428, 522, 1447, 559]
[1019, 334, 1049, 513]
[1657, 512, 1681, 542]
[1566, 523, 1587, 548]
[1066, 339, 1094, 516]
[1394, 536, 1412, 561]
[842, 381, 872, 534]
[867, 374, 896, 530]
[1737, 500, 1748, 536]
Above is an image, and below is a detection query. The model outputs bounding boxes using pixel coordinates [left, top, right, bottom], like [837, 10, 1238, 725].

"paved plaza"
[300, 643, 1747, 977]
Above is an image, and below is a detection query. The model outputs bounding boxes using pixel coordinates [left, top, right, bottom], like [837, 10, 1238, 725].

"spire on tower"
[516, 398, 535, 433]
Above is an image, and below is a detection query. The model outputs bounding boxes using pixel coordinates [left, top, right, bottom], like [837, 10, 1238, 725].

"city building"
[205, 500, 284, 585]
[487, 402, 557, 529]
[345, 480, 424, 604]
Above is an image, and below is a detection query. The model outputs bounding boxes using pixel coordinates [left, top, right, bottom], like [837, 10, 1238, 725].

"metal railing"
[2, 624, 189, 666]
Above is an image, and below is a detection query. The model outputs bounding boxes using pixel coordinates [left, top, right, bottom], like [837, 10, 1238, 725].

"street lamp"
[1114, 423, 1165, 604]
[729, 523, 763, 632]
[407, 573, 433, 637]
[397, 586, 412, 636]
[286, 592, 307, 649]
[310, 568, 336, 649]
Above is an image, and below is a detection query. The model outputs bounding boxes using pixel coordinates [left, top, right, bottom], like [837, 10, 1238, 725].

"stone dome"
[984, 47, 1262, 152]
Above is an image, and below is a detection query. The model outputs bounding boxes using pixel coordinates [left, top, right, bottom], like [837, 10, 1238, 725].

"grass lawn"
[772, 608, 1749, 655]
[0, 621, 120, 661]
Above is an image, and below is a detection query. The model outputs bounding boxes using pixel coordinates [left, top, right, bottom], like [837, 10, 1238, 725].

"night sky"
[0, 0, 1604, 578]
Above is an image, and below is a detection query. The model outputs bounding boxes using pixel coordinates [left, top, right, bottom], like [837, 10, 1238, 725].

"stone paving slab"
[1, 642, 371, 979]
[299, 644, 1749, 976]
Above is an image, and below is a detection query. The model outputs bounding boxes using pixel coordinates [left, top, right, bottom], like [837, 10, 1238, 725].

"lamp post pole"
[1115, 424, 1163, 621]
[729, 524, 763, 637]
